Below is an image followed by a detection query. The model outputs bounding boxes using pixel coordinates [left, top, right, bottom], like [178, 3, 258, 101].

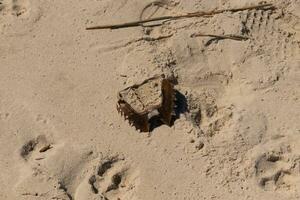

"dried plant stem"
[191, 33, 251, 41]
[86, 3, 275, 30]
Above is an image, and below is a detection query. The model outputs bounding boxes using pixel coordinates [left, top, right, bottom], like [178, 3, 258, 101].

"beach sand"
[0, 0, 299, 199]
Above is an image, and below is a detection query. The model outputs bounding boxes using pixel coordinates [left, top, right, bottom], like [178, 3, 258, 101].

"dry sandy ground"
[0, 0, 299, 199]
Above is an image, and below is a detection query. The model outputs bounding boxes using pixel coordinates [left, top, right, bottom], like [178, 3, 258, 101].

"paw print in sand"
[15, 135, 94, 200]
[255, 150, 300, 192]
[75, 155, 140, 200]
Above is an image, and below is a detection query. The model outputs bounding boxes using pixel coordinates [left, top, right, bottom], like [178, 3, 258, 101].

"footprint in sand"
[0, 0, 42, 35]
[15, 135, 94, 200]
[255, 152, 289, 190]
[5, 100, 139, 200]
[252, 137, 300, 193]
[15, 136, 139, 200]
[75, 155, 140, 200]
[0, 0, 31, 18]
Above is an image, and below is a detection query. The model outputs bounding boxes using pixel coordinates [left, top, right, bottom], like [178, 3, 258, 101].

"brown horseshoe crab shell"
[117, 75, 175, 132]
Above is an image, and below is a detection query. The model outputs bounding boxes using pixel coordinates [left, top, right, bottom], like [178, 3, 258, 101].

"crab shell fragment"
[117, 75, 175, 132]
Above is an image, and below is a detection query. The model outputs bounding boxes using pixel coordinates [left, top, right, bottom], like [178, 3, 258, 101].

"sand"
[0, 0, 299, 199]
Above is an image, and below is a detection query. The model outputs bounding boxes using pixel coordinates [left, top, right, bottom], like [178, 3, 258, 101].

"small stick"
[142, 33, 174, 41]
[191, 33, 251, 41]
[86, 3, 275, 30]
[39, 144, 52, 153]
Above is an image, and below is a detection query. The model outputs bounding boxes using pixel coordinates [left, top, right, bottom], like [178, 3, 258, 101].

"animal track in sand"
[254, 148, 300, 192]
[16, 136, 71, 199]
[19, 135, 53, 160]
[0, 0, 30, 17]
[75, 155, 140, 200]
[177, 87, 234, 137]
[2, 100, 92, 199]
[255, 152, 285, 189]
[15, 136, 94, 200]
[0, 0, 42, 35]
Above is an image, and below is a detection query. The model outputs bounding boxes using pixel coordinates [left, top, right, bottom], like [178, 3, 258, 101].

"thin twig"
[142, 33, 174, 41]
[191, 33, 251, 41]
[39, 144, 52, 153]
[86, 3, 275, 30]
[94, 34, 173, 53]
